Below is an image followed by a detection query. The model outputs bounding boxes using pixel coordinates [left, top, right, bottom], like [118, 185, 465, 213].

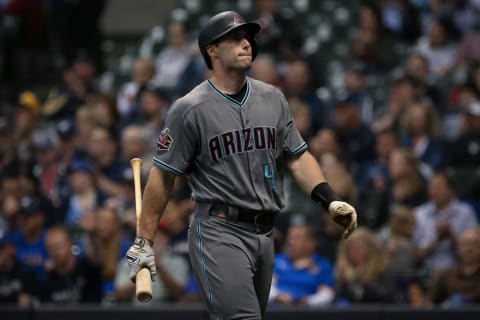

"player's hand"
[328, 201, 357, 239]
[126, 237, 156, 282]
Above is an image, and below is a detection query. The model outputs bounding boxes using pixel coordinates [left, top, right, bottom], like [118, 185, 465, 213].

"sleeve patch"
[157, 128, 174, 151]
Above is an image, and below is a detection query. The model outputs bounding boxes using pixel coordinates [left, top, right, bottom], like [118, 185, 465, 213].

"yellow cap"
[18, 91, 41, 115]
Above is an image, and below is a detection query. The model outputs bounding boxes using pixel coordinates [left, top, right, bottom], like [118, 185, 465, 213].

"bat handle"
[136, 267, 153, 302]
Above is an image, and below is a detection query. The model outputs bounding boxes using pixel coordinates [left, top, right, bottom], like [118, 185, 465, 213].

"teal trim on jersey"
[207, 78, 250, 108]
[195, 218, 220, 320]
[152, 158, 183, 175]
[291, 142, 308, 155]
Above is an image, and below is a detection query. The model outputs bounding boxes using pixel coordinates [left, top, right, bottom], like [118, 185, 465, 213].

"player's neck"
[210, 71, 247, 95]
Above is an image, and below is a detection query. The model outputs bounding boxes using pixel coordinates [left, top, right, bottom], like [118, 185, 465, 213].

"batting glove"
[126, 237, 156, 282]
[328, 201, 357, 239]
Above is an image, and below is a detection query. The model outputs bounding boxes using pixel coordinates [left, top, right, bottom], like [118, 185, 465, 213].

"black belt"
[196, 202, 277, 229]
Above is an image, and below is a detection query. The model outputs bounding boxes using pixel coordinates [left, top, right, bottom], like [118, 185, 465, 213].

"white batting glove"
[328, 201, 357, 239]
[126, 237, 156, 281]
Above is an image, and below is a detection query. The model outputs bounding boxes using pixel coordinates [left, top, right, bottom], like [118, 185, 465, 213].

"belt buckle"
[254, 212, 268, 227]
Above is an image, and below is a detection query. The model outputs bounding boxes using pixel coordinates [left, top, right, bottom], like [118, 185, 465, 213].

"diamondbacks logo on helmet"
[157, 128, 173, 151]
[233, 12, 244, 24]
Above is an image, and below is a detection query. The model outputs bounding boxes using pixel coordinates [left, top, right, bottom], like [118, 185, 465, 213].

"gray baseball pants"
[188, 203, 275, 320]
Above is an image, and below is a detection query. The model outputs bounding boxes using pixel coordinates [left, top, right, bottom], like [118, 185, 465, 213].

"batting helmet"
[198, 11, 261, 69]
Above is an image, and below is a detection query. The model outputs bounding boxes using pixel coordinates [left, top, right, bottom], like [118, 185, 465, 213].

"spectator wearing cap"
[39, 226, 102, 303]
[14, 91, 41, 163]
[0, 233, 37, 307]
[8, 196, 49, 279]
[343, 61, 377, 125]
[117, 57, 156, 123]
[332, 93, 376, 165]
[54, 119, 79, 181]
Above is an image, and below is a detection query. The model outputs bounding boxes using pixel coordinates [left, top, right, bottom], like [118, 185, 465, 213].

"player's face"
[213, 28, 253, 70]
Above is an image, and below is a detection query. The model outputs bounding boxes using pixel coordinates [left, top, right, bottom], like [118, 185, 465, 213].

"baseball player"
[126, 11, 357, 319]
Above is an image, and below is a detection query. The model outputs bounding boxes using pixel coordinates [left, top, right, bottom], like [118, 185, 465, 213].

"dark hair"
[433, 169, 457, 191]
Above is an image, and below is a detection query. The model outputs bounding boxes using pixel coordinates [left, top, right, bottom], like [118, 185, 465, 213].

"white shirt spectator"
[414, 198, 478, 271]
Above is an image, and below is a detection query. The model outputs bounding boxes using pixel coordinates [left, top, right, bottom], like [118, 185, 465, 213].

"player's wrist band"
[311, 182, 340, 211]
[134, 236, 154, 247]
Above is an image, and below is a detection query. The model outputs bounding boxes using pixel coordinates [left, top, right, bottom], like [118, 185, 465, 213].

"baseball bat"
[130, 158, 153, 303]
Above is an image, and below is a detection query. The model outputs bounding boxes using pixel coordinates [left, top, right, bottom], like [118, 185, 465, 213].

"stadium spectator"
[250, 54, 283, 89]
[403, 52, 445, 114]
[88, 93, 120, 133]
[117, 57, 156, 123]
[427, 228, 480, 305]
[120, 125, 152, 177]
[42, 51, 98, 121]
[380, 0, 421, 43]
[138, 87, 170, 144]
[372, 74, 426, 133]
[308, 128, 342, 162]
[0, 233, 36, 307]
[86, 126, 130, 198]
[349, 3, 396, 72]
[283, 58, 329, 133]
[113, 223, 189, 303]
[342, 61, 377, 125]
[269, 223, 335, 306]
[414, 18, 457, 79]
[377, 206, 419, 303]
[8, 196, 50, 279]
[153, 20, 194, 94]
[399, 102, 445, 174]
[39, 226, 102, 303]
[14, 91, 41, 163]
[31, 132, 62, 203]
[61, 159, 106, 238]
[414, 171, 478, 273]
[81, 206, 130, 297]
[335, 227, 395, 304]
[332, 93, 376, 164]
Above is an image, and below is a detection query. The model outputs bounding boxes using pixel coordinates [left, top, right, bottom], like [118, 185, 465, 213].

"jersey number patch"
[263, 163, 276, 190]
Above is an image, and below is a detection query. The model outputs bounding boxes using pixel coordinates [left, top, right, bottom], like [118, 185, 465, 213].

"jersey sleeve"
[279, 93, 307, 156]
[153, 100, 198, 175]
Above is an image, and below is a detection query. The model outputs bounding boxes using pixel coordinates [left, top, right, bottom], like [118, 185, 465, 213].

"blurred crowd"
[1, 0, 480, 309]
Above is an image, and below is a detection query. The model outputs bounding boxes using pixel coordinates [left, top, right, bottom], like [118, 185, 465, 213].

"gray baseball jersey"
[153, 77, 307, 211]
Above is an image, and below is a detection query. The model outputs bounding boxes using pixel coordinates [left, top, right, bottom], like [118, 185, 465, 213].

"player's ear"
[206, 44, 218, 59]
